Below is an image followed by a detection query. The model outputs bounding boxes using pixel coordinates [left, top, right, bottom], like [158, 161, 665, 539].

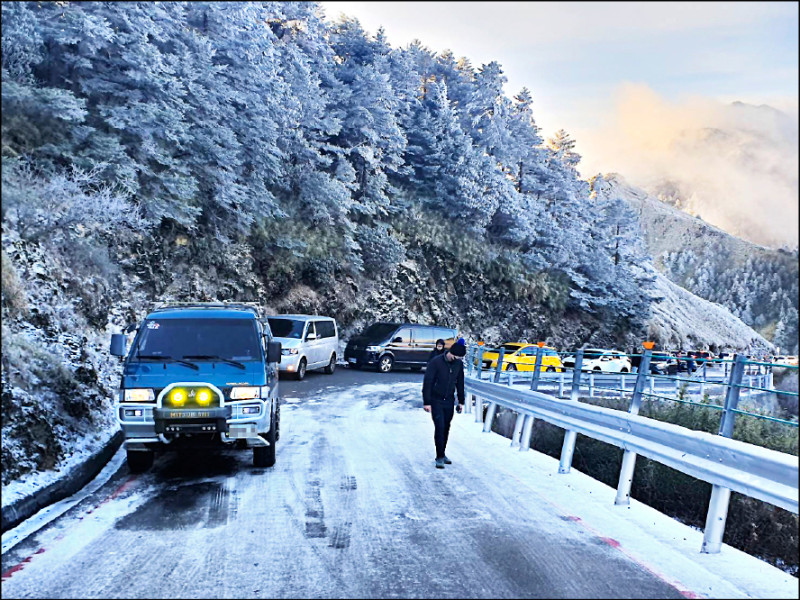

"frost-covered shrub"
[1, 250, 27, 316]
[355, 224, 406, 277]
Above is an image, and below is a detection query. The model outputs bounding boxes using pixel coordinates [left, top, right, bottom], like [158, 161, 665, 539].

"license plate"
[167, 410, 213, 419]
[348, 358, 357, 363]
[229, 424, 257, 439]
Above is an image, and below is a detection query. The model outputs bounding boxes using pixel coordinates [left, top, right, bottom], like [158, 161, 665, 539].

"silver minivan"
[267, 314, 339, 380]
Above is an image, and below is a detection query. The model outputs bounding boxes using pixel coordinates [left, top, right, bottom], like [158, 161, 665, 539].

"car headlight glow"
[124, 388, 155, 402]
[366, 345, 381, 352]
[281, 348, 299, 355]
[230, 386, 261, 400]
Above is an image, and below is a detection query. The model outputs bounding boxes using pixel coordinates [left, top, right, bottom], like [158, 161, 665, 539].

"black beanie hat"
[449, 342, 466, 357]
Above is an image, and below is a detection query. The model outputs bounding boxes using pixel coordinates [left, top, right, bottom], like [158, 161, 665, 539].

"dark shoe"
[435, 458, 445, 469]
[442, 455, 452, 464]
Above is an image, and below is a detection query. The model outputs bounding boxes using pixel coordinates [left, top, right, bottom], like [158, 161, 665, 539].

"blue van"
[110, 303, 282, 472]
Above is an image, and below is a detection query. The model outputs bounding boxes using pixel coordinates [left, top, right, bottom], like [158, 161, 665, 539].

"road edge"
[1, 430, 124, 534]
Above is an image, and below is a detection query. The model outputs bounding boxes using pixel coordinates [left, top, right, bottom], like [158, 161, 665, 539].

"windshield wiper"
[182, 355, 246, 370]
[136, 354, 199, 371]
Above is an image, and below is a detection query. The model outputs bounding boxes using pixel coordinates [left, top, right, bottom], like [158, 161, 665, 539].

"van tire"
[323, 354, 336, 374]
[295, 358, 307, 380]
[127, 449, 154, 473]
[378, 354, 394, 373]
[506, 363, 516, 372]
[546, 366, 555, 372]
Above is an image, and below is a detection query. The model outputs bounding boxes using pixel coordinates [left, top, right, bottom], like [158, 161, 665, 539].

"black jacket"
[423, 353, 465, 406]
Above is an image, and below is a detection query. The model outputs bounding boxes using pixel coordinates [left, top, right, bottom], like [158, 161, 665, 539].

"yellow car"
[477, 343, 563, 372]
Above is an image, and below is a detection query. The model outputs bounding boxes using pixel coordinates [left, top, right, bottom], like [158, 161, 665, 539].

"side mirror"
[392, 336, 402, 343]
[306, 333, 317, 341]
[267, 340, 282, 364]
[110, 334, 127, 357]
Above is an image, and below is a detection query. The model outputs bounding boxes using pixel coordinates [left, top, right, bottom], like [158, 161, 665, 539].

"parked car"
[110, 302, 282, 472]
[478, 343, 563, 372]
[672, 352, 699, 373]
[562, 348, 632, 373]
[774, 355, 799, 367]
[267, 314, 339, 380]
[649, 352, 677, 375]
[344, 322, 457, 373]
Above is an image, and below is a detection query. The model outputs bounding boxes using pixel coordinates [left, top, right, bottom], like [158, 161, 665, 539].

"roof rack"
[152, 301, 265, 319]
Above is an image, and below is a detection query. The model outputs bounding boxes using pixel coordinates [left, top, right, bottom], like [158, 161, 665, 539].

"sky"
[319, 1, 799, 246]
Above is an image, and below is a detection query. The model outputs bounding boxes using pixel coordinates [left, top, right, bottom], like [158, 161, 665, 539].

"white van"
[267, 314, 339, 380]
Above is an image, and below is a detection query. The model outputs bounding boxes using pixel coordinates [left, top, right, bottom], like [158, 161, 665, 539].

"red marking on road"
[600, 536, 621, 548]
[1, 475, 138, 582]
[2, 550, 41, 580]
[565, 515, 582, 522]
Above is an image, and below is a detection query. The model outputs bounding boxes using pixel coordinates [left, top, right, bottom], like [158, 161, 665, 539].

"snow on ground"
[378, 382, 797, 599]
[1, 423, 119, 509]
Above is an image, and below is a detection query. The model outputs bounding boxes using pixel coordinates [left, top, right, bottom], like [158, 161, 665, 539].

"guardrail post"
[619, 374, 625, 397]
[493, 348, 505, 383]
[474, 396, 483, 423]
[629, 350, 651, 415]
[466, 393, 474, 415]
[570, 350, 584, 401]
[558, 430, 577, 473]
[614, 350, 651, 506]
[529, 347, 543, 391]
[476, 346, 484, 378]
[519, 414, 534, 451]
[483, 402, 497, 433]
[702, 486, 732, 554]
[589, 372, 595, 397]
[719, 354, 746, 438]
[558, 370, 564, 397]
[510, 412, 525, 448]
[700, 353, 746, 554]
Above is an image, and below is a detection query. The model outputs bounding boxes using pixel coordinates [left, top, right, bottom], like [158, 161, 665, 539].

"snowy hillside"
[646, 272, 772, 353]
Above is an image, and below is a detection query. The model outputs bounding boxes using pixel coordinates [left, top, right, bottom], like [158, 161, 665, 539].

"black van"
[344, 322, 458, 373]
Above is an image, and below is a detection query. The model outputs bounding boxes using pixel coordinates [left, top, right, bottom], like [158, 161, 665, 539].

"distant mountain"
[598, 174, 799, 354]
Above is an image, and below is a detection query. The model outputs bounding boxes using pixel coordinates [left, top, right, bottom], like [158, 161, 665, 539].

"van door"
[304, 321, 321, 368]
[313, 320, 335, 366]
[387, 327, 414, 364]
[412, 326, 436, 364]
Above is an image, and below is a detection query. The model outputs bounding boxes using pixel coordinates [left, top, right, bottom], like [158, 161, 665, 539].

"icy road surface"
[2, 368, 797, 598]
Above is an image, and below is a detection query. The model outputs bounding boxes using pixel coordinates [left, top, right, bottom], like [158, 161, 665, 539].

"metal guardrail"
[463, 344, 799, 555]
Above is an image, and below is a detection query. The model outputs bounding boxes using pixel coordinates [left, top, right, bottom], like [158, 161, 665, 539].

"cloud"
[574, 83, 799, 248]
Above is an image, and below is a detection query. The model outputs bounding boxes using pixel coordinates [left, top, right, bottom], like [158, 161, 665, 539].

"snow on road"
[1, 380, 796, 599]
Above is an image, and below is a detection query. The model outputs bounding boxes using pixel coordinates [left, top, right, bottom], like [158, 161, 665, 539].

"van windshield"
[134, 318, 261, 362]
[361, 323, 399, 341]
[268, 318, 305, 339]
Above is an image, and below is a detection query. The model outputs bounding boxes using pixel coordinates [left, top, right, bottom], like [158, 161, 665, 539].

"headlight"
[281, 348, 299, 355]
[123, 388, 155, 402]
[366, 345, 382, 352]
[230, 386, 261, 400]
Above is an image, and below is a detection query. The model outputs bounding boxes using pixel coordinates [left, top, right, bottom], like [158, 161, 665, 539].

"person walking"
[427, 338, 446, 363]
[422, 338, 466, 469]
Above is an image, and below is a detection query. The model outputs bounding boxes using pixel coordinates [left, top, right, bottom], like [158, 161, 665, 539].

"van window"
[268, 318, 306, 339]
[305, 322, 317, 341]
[392, 328, 412, 343]
[413, 327, 435, 345]
[134, 318, 261, 362]
[435, 327, 455, 342]
[361, 323, 400, 341]
[315, 320, 336, 339]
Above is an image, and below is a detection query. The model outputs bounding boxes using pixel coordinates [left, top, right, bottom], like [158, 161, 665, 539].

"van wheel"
[593, 367, 601, 372]
[546, 366, 555, 372]
[621, 368, 629, 373]
[378, 355, 394, 373]
[506, 363, 516, 372]
[127, 449, 154, 473]
[295, 358, 307, 380]
[323, 353, 336, 374]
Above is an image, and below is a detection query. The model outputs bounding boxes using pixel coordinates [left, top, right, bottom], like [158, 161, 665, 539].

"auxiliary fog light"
[196, 389, 212, 406]
[287, 365, 295, 371]
[169, 388, 187, 407]
[124, 409, 144, 417]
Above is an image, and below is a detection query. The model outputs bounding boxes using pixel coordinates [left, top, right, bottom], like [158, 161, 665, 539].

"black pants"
[430, 398, 455, 459]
